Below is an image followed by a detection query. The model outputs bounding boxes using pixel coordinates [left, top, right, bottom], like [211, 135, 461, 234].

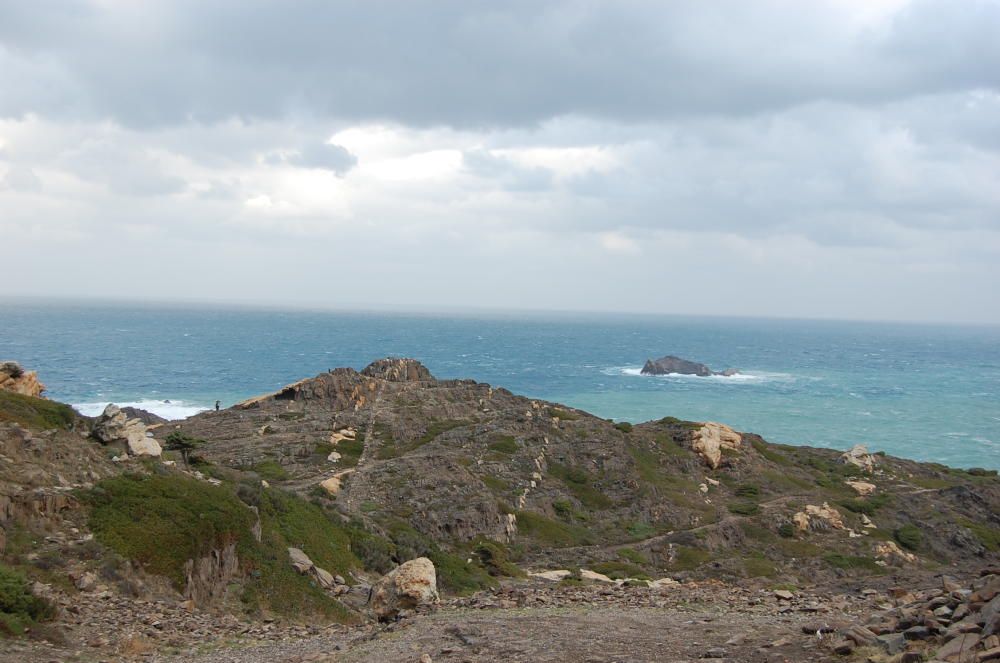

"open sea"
[2, 300, 998, 469]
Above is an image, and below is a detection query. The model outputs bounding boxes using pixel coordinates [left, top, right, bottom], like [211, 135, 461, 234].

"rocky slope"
[1, 358, 999, 662]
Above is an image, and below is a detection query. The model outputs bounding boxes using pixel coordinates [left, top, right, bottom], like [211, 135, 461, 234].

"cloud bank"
[1, 0, 998, 322]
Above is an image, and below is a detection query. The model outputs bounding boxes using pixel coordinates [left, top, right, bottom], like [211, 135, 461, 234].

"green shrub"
[487, 435, 518, 454]
[589, 561, 648, 580]
[481, 475, 510, 492]
[613, 422, 633, 433]
[777, 523, 796, 539]
[727, 501, 760, 516]
[669, 546, 711, 571]
[548, 462, 613, 509]
[473, 539, 523, 578]
[251, 460, 289, 482]
[893, 524, 922, 551]
[515, 511, 592, 547]
[734, 484, 761, 498]
[958, 519, 1000, 552]
[552, 499, 574, 519]
[838, 494, 891, 516]
[0, 563, 55, 637]
[823, 553, 883, 573]
[546, 407, 580, 421]
[0, 391, 76, 431]
[743, 555, 777, 578]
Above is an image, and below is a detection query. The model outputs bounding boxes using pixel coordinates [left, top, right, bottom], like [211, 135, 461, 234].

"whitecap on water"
[73, 399, 209, 421]
[602, 366, 787, 383]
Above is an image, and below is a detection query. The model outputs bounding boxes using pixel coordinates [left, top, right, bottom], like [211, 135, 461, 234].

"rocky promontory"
[2, 357, 999, 662]
[0, 361, 45, 397]
[641, 354, 739, 376]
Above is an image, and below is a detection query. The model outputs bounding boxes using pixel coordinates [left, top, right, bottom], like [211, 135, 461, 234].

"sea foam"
[73, 399, 209, 421]
[607, 366, 780, 382]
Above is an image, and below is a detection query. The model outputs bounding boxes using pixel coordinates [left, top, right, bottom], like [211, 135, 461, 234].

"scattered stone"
[369, 557, 440, 621]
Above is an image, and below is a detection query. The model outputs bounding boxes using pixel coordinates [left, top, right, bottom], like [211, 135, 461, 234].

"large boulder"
[841, 444, 877, 473]
[0, 361, 45, 397]
[92, 404, 162, 457]
[368, 557, 439, 621]
[690, 422, 743, 469]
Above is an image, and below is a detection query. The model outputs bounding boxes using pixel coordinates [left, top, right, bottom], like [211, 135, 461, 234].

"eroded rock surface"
[369, 557, 439, 621]
[0, 361, 45, 397]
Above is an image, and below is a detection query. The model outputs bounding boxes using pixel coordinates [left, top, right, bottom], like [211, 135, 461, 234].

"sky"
[1, 0, 999, 323]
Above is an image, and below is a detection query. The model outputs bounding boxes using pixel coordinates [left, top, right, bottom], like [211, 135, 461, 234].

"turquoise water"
[2, 300, 998, 469]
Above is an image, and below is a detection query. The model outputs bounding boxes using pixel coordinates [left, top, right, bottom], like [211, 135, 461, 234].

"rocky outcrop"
[184, 543, 240, 607]
[794, 503, 846, 532]
[690, 422, 742, 469]
[91, 404, 162, 457]
[369, 557, 440, 621]
[841, 444, 877, 473]
[0, 361, 45, 397]
[120, 407, 168, 426]
[640, 355, 738, 377]
[874, 540, 917, 566]
[287, 547, 339, 590]
[361, 358, 434, 382]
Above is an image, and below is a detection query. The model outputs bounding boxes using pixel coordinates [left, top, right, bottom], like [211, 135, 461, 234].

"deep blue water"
[2, 300, 999, 469]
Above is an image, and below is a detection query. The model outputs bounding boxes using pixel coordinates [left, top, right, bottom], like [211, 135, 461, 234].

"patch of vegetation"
[378, 518, 496, 594]
[84, 473, 359, 622]
[749, 437, 792, 466]
[164, 431, 204, 467]
[734, 484, 761, 498]
[548, 462, 613, 509]
[251, 460, 289, 482]
[776, 538, 822, 558]
[958, 519, 1000, 552]
[777, 523, 796, 539]
[838, 494, 891, 516]
[487, 435, 519, 454]
[546, 407, 580, 421]
[740, 522, 777, 543]
[85, 474, 258, 588]
[552, 498, 574, 520]
[0, 563, 55, 637]
[966, 467, 998, 477]
[335, 437, 364, 467]
[823, 553, 884, 573]
[618, 548, 649, 566]
[668, 545, 711, 571]
[481, 475, 511, 492]
[910, 476, 954, 490]
[893, 524, 922, 551]
[654, 433, 690, 456]
[761, 469, 813, 491]
[743, 554, 777, 578]
[472, 538, 524, 578]
[625, 520, 658, 540]
[613, 421, 633, 433]
[657, 416, 702, 431]
[727, 501, 760, 516]
[590, 561, 648, 580]
[0, 391, 76, 430]
[515, 510, 593, 547]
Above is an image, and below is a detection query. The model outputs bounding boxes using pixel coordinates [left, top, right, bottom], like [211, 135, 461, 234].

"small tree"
[164, 432, 201, 468]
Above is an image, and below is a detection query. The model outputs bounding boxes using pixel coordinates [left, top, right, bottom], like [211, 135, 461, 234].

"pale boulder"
[691, 422, 742, 469]
[0, 362, 45, 397]
[794, 503, 846, 532]
[579, 569, 614, 583]
[846, 480, 876, 496]
[841, 444, 877, 473]
[369, 558, 439, 621]
[288, 547, 314, 574]
[875, 541, 917, 566]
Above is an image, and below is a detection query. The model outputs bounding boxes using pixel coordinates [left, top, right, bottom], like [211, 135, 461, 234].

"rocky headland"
[1, 358, 999, 662]
[640, 355, 739, 377]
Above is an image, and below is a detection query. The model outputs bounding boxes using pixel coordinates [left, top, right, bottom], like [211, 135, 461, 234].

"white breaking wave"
[605, 366, 788, 383]
[73, 399, 209, 421]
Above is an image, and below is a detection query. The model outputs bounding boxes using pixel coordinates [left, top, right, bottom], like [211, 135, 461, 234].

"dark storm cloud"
[1, 0, 998, 128]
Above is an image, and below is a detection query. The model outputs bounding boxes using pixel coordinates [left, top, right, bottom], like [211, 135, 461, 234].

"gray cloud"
[1, 1, 998, 128]
[0, 1, 998, 322]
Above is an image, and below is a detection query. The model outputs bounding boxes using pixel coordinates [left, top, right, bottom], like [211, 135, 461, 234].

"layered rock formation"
[92, 403, 162, 457]
[0, 361, 45, 397]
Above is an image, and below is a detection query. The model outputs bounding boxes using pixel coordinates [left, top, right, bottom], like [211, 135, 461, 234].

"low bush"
[0, 563, 55, 637]
[893, 524, 922, 551]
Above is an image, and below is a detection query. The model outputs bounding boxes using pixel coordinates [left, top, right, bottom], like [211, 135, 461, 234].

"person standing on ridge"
[215, 400, 220, 411]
